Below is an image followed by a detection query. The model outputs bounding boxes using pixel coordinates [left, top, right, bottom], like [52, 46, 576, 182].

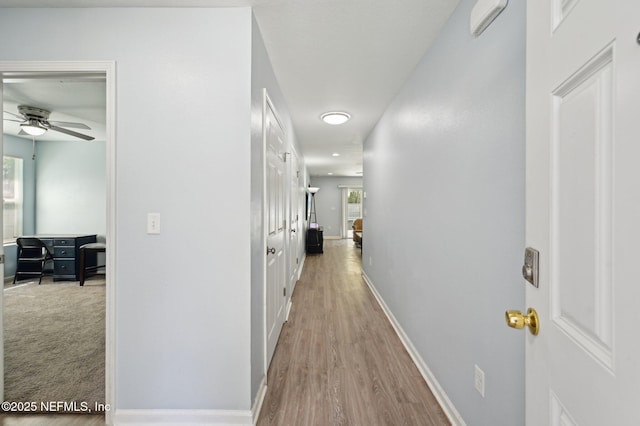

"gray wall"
[362, 1, 525, 424]
[309, 176, 363, 238]
[0, 7, 254, 413]
[35, 140, 106, 236]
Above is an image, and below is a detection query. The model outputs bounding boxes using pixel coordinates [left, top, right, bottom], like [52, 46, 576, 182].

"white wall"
[0, 7, 254, 416]
[36, 140, 106, 236]
[363, 0, 525, 424]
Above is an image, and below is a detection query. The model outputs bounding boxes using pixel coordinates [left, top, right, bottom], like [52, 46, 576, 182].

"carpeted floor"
[3, 277, 105, 413]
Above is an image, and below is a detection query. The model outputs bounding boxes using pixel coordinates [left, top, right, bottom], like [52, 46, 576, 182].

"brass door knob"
[505, 308, 539, 335]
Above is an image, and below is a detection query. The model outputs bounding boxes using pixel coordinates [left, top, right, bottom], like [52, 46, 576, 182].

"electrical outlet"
[474, 364, 485, 397]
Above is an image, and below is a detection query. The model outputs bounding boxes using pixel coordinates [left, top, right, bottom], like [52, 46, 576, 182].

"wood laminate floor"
[258, 239, 450, 426]
[0, 414, 105, 425]
[1, 240, 448, 425]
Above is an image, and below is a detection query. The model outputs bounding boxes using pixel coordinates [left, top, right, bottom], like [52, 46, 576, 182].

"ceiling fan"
[3, 105, 95, 141]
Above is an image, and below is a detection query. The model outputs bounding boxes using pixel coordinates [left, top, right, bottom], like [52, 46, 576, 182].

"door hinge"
[0, 254, 5, 264]
[283, 287, 286, 297]
[296, 257, 299, 264]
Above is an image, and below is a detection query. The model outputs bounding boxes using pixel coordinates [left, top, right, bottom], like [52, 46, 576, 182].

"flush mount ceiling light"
[321, 111, 351, 125]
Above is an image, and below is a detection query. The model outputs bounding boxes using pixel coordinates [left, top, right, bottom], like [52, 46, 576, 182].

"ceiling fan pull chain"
[32, 136, 36, 160]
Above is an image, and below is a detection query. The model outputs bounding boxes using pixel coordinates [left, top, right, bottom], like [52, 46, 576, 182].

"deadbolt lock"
[522, 247, 539, 288]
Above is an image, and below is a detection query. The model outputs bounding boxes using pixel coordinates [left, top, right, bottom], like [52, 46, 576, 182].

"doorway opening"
[0, 62, 115, 422]
[342, 187, 363, 239]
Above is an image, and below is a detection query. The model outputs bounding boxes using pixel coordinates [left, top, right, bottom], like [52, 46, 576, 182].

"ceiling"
[0, 0, 460, 176]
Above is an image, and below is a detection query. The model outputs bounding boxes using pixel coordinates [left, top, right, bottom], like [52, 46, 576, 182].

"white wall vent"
[470, 0, 508, 36]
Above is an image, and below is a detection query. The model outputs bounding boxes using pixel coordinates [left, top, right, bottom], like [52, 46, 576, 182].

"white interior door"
[525, 1, 640, 424]
[264, 92, 286, 367]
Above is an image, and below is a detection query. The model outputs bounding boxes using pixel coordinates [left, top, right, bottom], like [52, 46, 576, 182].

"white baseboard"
[114, 408, 252, 425]
[252, 376, 267, 425]
[361, 271, 466, 426]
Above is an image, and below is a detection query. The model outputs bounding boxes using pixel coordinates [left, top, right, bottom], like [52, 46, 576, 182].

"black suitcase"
[306, 227, 324, 254]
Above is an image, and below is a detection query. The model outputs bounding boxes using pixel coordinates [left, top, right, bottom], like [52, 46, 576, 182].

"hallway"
[258, 239, 450, 425]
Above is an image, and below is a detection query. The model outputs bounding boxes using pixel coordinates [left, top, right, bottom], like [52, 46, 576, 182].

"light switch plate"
[147, 213, 161, 234]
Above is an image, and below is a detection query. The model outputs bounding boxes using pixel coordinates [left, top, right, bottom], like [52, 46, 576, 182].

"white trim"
[340, 187, 348, 238]
[261, 88, 269, 386]
[297, 253, 306, 282]
[251, 376, 267, 425]
[285, 300, 293, 321]
[262, 88, 269, 380]
[0, 60, 116, 425]
[114, 409, 252, 425]
[0, 77, 4, 402]
[361, 271, 466, 426]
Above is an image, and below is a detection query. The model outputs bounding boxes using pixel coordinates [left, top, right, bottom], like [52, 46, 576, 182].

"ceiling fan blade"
[4, 110, 24, 120]
[48, 125, 95, 141]
[48, 120, 91, 130]
[3, 118, 23, 123]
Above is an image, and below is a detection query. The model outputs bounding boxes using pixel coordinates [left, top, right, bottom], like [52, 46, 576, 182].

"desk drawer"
[54, 247, 74, 258]
[54, 238, 74, 247]
[54, 260, 75, 277]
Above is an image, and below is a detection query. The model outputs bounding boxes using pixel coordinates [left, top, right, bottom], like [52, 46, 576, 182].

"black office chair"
[13, 237, 54, 284]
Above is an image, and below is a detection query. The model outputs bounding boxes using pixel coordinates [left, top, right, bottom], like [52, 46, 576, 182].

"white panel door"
[265, 92, 286, 367]
[526, 0, 640, 424]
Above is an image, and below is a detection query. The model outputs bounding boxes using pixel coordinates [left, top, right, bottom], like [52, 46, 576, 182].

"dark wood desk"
[21, 234, 97, 281]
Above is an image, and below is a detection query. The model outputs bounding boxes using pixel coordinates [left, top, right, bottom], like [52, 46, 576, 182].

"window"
[3, 156, 23, 243]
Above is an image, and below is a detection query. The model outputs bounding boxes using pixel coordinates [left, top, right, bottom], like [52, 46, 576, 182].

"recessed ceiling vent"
[470, 0, 508, 37]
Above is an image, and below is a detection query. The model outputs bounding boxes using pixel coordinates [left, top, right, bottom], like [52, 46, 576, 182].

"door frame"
[286, 146, 300, 319]
[0, 61, 116, 424]
[339, 185, 362, 239]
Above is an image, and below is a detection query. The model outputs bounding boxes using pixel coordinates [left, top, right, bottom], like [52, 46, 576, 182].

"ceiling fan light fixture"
[21, 120, 47, 136]
[321, 111, 351, 125]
